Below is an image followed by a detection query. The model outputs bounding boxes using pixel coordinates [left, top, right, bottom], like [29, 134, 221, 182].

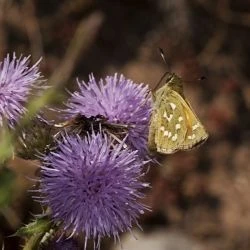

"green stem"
[22, 234, 43, 250]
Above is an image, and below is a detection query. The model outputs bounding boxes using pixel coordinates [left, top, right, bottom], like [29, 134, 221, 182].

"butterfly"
[148, 71, 208, 154]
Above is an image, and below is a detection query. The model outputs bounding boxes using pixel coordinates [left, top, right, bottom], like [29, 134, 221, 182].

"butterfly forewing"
[154, 88, 188, 153]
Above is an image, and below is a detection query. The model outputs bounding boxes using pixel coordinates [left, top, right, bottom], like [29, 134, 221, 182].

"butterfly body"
[148, 73, 208, 154]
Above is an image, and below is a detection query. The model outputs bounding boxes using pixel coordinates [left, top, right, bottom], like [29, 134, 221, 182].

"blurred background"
[1, 0, 250, 249]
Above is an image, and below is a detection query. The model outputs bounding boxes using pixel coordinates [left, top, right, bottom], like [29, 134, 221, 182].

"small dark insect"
[55, 114, 132, 143]
[55, 114, 108, 132]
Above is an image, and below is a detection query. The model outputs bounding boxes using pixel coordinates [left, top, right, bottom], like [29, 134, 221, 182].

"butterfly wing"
[148, 105, 158, 151]
[178, 96, 208, 150]
[154, 87, 187, 153]
[150, 86, 208, 154]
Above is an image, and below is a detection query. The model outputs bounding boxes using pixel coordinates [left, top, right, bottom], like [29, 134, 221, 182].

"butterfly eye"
[184, 76, 207, 84]
[198, 76, 206, 81]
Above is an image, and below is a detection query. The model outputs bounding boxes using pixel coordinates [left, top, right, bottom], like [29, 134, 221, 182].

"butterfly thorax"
[154, 73, 184, 100]
[165, 73, 184, 96]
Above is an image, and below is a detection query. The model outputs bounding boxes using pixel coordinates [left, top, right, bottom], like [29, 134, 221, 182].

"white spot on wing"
[192, 123, 200, 131]
[188, 134, 196, 140]
[175, 124, 181, 130]
[160, 126, 165, 131]
[172, 134, 178, 141]
[168, 132, 172, 138]
[178, 116, 184, 122]
[164, 131, 169, 137]
[170, 103, 176, 110]
[165, 114, 173, 122]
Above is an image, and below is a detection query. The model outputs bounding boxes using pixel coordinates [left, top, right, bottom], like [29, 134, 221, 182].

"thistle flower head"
[0, 54, 43, 127]
[39, 132, 148, 248]
[64, 74, 152, 156]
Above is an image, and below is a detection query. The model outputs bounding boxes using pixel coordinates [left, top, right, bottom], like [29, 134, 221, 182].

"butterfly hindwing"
[178, 97, 208, 150]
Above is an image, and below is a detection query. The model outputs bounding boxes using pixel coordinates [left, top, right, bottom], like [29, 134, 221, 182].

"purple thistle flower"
[39, 132, 149, 249]
[64, 74, 152, 156]
[0, 54, 43, 127]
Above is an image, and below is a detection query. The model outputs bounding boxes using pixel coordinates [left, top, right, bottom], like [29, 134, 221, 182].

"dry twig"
[22, 0, 44, 62]
[49, 11, 104, 88]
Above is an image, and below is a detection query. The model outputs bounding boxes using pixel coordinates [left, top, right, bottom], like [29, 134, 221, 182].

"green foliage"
[0, 128, 14, 165]
[15, 216, 55, 250]
[0, 167, 15, 207]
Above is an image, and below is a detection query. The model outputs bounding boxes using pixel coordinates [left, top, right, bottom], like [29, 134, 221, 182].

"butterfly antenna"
[154, 48, 171, 90]
[198, 76, 206, 81]
[159, 48, 170, 69]
[154, 71, 169, 91]
[185, 75, 207, 84]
